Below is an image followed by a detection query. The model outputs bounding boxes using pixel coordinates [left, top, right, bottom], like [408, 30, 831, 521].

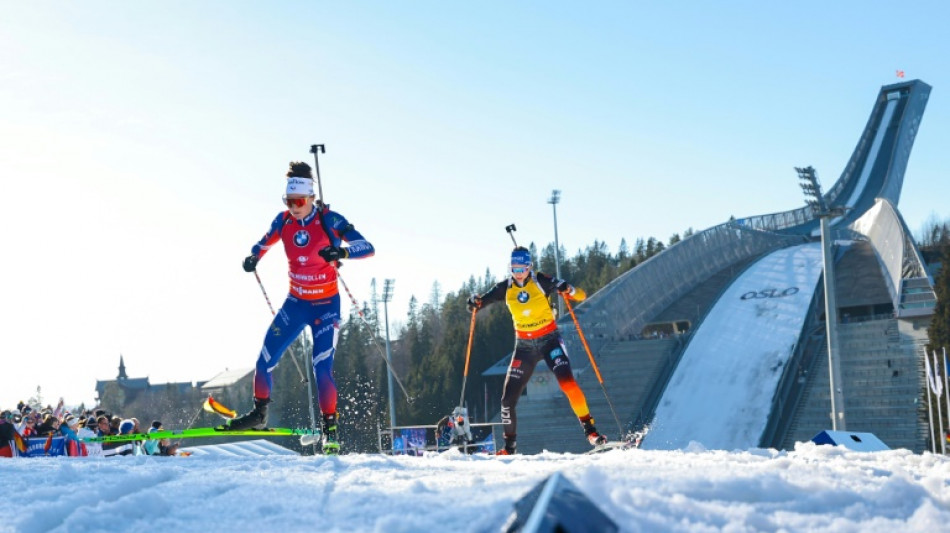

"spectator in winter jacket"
[33, 414, 59, 437]
[11, 410, 26, 435]
[0, 412, 19, 458]
[19, 414, 37, 437]
[144, 421, 179, 456]
[144, 421, 163, 455]
[96, 415, 113, 436]
[101, 419, 137, 457]
[59, 415, 88, 457]
[160, 439, 180, 456]
[77, 419, 101, 457]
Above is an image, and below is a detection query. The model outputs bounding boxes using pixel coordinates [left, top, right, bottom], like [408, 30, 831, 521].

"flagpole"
[927, 379, 936, 454]
[936, 350, 946, 455]
[925, 350, 936, 454]
[943, 347, 950, 453]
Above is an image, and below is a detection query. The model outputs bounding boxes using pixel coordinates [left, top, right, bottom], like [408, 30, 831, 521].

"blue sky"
[1, 1, 948, 409]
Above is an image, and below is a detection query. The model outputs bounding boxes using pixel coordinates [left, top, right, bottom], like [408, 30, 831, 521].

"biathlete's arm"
[325, 210, 375, 259]
[537, 272, 587, 301]
[476, 279, 509, 308]
[249, 212, 286, 260]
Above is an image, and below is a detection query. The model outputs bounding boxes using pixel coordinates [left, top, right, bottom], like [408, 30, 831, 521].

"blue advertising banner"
[22, 436, 67, 457]
[392, 425, 497, 455]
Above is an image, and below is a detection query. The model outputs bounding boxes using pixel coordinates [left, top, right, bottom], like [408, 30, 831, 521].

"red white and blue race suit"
[249, 205, 373, 415]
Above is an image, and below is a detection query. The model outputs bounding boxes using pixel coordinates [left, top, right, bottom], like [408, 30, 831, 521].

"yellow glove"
[557, 282, 586, 301]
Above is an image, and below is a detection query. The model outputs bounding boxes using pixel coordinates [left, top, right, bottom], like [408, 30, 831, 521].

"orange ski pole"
[563, 296, 605, 383]
[458, 307, 478, 409]
[562, 295, 623, 436]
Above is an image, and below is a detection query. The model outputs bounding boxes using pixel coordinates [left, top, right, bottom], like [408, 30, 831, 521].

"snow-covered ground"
[3, 441, 949, 533]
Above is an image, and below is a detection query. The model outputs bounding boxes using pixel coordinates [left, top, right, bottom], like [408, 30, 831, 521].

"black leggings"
[499, 332, 590, 438]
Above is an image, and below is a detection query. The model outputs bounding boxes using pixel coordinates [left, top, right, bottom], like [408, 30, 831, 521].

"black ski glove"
[318, 245, 349, 262]
[466, 295, 482, 312]
[243, 255, 259, 272]
[556, 281, 571, 293]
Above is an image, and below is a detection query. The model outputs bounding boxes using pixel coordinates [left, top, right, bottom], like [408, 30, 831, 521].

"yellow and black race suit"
[476, 272, 592, 440]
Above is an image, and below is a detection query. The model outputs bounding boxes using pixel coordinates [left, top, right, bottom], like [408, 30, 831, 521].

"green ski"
[84, 426, 319, 444]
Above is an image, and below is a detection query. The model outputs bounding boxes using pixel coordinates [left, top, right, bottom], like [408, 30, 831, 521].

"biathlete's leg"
[226, 297, 308, 430]
[253, 297, 308, 399]
[499, 340, 543, 453]
[541, 334, 592, 420]
[543, 334, 604, 443]
[309, 295, 342, 453]
[309, 295, 341, 414]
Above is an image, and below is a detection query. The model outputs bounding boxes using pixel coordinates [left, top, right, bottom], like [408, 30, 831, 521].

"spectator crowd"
[1, 399, 179, 458]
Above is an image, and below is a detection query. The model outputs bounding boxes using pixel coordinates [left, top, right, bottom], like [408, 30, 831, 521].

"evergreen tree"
[406, 296, 418, 325]
[618, 238, 630, 263]
[634, 238, 646, 264]
[402, 300, 437, 422]
[429, 281, 443, 313]
[27, 387, 43, 412]
[369, 278, 381, 336]
[539, 243, 556, 275]
[918, 214, 950, 247]
[927, 244, 950, 353]
[645, 237, 658, 259]
[482, 267, 496, 291]
[539, 242, 569, 279]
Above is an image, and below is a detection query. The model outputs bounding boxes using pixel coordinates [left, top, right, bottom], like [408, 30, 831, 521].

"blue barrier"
[22, 436, 67, 457]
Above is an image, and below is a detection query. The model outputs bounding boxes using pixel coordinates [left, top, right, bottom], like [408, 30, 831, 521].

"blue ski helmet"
[510, 247, 532, 271]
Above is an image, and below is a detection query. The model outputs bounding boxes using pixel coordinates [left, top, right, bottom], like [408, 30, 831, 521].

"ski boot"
[223, 397, 269, 431]
[322, 413, 340, 455]
[495, 435, 517, 456]
[581, 417, 607, 446]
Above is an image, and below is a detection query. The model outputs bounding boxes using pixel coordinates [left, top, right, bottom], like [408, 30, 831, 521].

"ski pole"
[173, 404, 205, 448]
[336, 268, 414, 403]
[457, 308, 478, 411]
[562, 295, 624, 437]
[254, 270, 277, 316]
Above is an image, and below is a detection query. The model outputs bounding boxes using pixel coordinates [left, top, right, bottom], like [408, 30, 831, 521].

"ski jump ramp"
[642, 243, 823, 450]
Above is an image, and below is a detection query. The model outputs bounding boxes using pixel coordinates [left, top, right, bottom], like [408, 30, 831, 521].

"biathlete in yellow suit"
[467, 246, 607, 455]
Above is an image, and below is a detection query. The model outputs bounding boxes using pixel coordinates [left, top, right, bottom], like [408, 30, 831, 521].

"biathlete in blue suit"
[226, 161, 374, 455]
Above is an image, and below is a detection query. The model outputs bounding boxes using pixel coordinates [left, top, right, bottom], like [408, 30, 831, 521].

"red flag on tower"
[896, 69, 905, 78]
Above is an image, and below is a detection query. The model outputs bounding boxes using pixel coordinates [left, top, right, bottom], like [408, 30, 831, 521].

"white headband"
[286, 177, 315, 196]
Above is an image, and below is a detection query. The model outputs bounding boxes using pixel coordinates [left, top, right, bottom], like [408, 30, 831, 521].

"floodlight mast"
[382, 279, 396, 430]
[797, 166, 847, 430]
[548, 190, 563, 317]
